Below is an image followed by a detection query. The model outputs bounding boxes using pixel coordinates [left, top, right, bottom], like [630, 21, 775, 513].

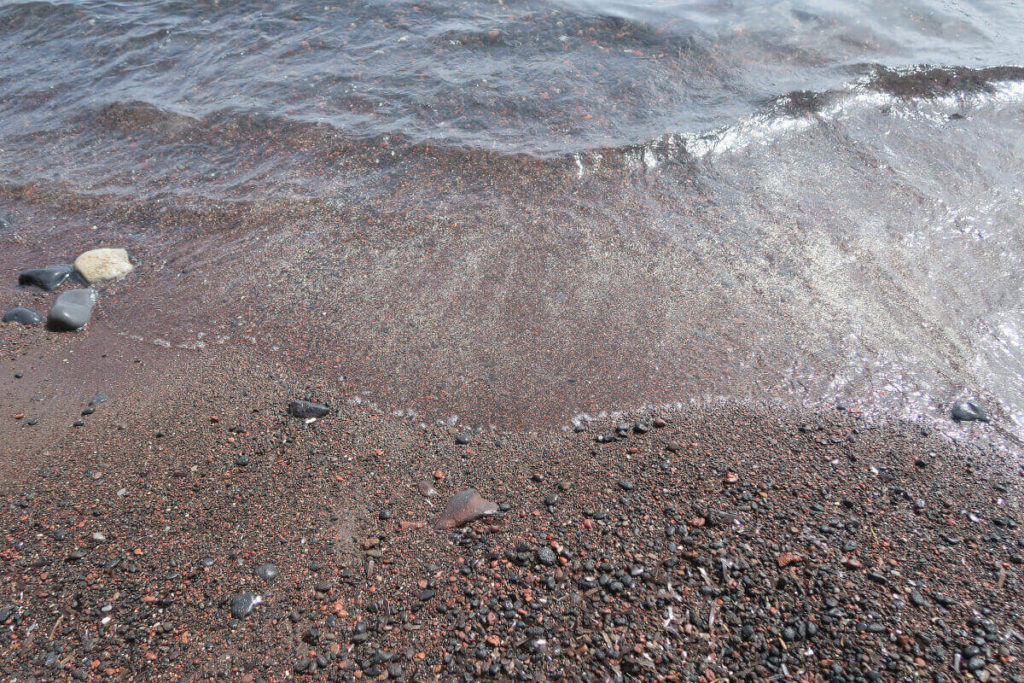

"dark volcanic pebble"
[434, 489, 498, 529]
[454, 432, 472, 445]
[18, 265, 74, 291]
[951, 398, 990, 422]
[287, 400, 330, 419]
[2, 307, 43, 326]
[230, 592, 258, 619]
[47, 288, 97, 331]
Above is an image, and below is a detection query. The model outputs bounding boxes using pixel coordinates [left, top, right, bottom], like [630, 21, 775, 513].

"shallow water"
[1, 0, 1024, 431]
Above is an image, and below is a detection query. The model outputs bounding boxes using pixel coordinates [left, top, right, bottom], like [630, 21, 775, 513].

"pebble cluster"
[3, 248, 132, 332]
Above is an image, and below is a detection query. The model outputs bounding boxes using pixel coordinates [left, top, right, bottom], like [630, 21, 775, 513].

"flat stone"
[19, 265, 74, 291]
[417, 480, 436, 497]
[2, 307, 43, 326]
[435, 489, 498, 530]
[74, 248, 133, 284]
[288, 400, 330, 419]
[951, 399, 989, 423]
[47, 289, 97, 331]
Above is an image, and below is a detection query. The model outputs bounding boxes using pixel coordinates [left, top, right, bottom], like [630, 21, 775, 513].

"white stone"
[74, 248, 133, 284]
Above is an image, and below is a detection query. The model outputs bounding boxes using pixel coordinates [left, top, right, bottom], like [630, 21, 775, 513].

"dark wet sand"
[2, 323, 1022, 681]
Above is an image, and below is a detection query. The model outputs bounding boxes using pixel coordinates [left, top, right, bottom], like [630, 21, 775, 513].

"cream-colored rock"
[74, 248, 133, 284]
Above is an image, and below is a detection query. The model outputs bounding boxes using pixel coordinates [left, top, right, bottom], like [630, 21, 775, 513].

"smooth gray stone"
[288, 400, 330, 419]
[230, 592, 256, 619]
[951, 399, 989, 423]
[47, 288, 98, 331]
[3, 307, 43, 326]
[19, 265, 74, 291]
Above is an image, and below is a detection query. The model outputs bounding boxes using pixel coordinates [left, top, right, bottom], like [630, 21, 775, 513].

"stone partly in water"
[951, 399, 990, 423]
[288, 400, 330, 419]
[74, 248, 133, 284]
[47, 289, 98, 331]
[435, 489, 499, 530]
[2, 307, 43, 326]
[18, 265, 74, 291]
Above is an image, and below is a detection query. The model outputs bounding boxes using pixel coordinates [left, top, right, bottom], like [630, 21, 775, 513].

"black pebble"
[2, 307, 43, 326]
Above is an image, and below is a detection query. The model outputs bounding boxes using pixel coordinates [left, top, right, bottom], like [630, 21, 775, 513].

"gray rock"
[230, 592, 257, 619]
[47, 289, 97, 331]
[951, 399, 989, 423]
[3, 307, 43, 326]
[19, 265, 74, 291]
[288, 400, 330, 419]
[537, 547, 557, 566]
[254, 563, 279, 581]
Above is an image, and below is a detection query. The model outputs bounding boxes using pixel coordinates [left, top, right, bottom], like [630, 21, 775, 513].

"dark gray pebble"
[288, 400, 330, 419]
[230, 592, 257, 619]
[3, 307, 43, 326]
[19, 265, 73, 291]
[951, 399, 989, 423]
[47, 288, 97, 332]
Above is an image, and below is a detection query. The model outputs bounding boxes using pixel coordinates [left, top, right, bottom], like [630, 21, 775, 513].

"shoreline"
[2, 325, 1022, 681]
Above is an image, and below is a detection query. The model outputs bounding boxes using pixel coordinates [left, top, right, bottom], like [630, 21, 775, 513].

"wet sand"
[2, 323, 1022, 681]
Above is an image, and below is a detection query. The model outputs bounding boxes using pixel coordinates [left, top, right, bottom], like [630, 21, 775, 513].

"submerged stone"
[288, 400, 330, 419]
[951, 399, 989, 423]
[47, 289, 98, 331]
[74, 248, 133, 284]
[3, 307, 43, 326]
[435, 489, 498, 530]
[18, 265, 74, 291]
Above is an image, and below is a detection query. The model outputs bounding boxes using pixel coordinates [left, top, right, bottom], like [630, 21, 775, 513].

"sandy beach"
[2, 323, 1022, 681]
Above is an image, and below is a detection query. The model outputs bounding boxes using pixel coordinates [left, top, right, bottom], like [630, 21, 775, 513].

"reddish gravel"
[1, 324, 1023, 682]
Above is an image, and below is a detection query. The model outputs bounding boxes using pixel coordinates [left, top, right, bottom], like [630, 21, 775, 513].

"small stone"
[454, 432, 472, 445]
[776, 552, 803, 568]
[288, 400, 330, 419]
[653, 417, 667, 428]
[417, 480, 436, 497]
[74, 248, 133, 284]
[666, 441, 682, 453]
[47, 288, 98, 331]
[537, 547, 557, 566]
[254, 563, 279, 581]
[618, 480, 634, 491]
[19, 265, 74, 291]
[230, 593, 257, 619]
[235, 454, 249, 466]
[951, 399, 989, 423]
[2, 307, 43, 326]
[435, 489, 499, 530]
